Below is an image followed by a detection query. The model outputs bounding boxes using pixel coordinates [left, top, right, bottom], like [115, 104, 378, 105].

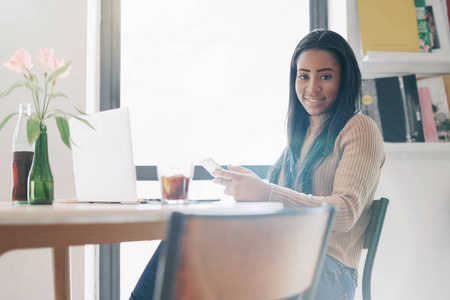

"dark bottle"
[11, 103, 34, 204]
[28, 124, 54, 205]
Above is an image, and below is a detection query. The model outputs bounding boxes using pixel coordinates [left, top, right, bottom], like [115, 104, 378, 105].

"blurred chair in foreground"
[154, 204, 336, 300]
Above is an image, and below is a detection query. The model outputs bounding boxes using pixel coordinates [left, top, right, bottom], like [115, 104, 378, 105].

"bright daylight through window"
[120, 1, 309, 166]
[120, 1, 309, 298]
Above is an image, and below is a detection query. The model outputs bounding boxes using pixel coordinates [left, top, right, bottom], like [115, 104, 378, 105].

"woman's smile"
[304, 96, 326, 103]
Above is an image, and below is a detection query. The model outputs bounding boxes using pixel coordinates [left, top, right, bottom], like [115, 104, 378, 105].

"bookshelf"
[384, 142, 450, 159]
[362, 52, 450, 77]
[330, 5, 450, 300]
[329, 0, 450, 158]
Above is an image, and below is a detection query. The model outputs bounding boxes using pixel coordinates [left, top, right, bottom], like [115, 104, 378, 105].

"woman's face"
[295, 49, 341, 116]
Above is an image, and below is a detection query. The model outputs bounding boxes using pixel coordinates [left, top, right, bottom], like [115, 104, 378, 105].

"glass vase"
[28, 124, 54, 205]
[11, 103, 34, 204]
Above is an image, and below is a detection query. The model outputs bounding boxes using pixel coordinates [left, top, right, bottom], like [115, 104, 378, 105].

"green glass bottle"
[28, 124, 54, 205]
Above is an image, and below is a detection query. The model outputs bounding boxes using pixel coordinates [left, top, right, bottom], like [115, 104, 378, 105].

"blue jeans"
[129, 242, 164, 300]
[315, 255, 358, 300]
[129, 243, 357, 300]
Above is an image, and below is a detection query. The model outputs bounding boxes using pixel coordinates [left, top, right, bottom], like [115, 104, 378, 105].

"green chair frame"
[362, 197, 390, 300]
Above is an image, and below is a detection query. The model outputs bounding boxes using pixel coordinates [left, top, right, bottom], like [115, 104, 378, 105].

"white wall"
[365, 155, 450, 300]
[0, 1, 88, 299]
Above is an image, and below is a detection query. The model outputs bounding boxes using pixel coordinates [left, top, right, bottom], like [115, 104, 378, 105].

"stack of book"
[357, 0, 450, 55]
[361, 74, 450, 142]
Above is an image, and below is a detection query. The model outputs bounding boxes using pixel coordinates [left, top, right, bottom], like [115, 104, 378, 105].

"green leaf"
[74, 106, 88, 115]
[0, 82, 24, 99]
[69, 136, 80, 149]
[47, 60, 71, 83]
[45, 109, 66, 118]
[0, 112, 18, 130]
[50, 92, 68, 99]
[71, 116, 95, 130]
[55, 116, 71, 149]
[46, 109, 95, 130]
[44, 112, 58, 119]
[23, 82, 40, 92]
[27, 118, 41, 145]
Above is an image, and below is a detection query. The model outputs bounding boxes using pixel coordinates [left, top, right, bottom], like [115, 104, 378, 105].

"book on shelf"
[361, 79, 383, 135]
[362, 76, 409, 142]
[417, 75, 450, 141]
[424, 0, 450, 53]
[362, 75, 426, 143]
[417, 76, 450, 117]
[415, 0, 433, 52]
[356, 0, 420, 56]
[376, 77, 409, 142]
[402, 75, 426, 142]
[439, 74, 450, 113]
[447, 0, 450, 32]
[418, 86, 439, 142]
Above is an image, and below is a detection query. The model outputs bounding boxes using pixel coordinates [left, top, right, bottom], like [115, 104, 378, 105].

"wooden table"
[0, 200, 283, 300]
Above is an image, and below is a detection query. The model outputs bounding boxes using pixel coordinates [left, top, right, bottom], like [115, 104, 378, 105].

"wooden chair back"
[154, 205, 336, 300]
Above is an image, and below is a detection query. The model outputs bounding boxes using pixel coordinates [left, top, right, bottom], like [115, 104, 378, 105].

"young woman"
[213, 29, 385, 300]
[131, 29, 385, 300]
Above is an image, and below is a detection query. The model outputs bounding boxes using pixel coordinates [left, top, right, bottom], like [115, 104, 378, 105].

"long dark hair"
[266, 29, 362, 194]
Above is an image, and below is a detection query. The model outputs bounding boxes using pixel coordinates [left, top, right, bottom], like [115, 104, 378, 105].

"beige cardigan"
[269, 113, 385, 270]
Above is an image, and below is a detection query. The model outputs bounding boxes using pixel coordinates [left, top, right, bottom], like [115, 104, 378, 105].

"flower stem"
[27, 76, 41, 120]
[42, 74, 50, 119]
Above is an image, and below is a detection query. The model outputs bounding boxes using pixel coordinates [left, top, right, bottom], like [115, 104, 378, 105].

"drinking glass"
[157, 161, 194, 204]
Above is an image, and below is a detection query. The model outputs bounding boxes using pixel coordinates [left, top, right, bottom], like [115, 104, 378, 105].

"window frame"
[98, 0, 121, 299]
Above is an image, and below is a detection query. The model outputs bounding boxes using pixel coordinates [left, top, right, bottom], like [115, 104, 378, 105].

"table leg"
[52, 246, 71, 300]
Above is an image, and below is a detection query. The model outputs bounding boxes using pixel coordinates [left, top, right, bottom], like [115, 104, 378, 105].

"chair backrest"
[154, 204, 336, 300]
[362, 197, 389, 300]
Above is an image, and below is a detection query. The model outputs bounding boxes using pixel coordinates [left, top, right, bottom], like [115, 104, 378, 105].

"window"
[121, 1, 309, 168]
[99, 1, 314, 299]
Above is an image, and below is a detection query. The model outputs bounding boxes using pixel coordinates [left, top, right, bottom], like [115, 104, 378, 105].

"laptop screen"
[69, 107, 139, 202]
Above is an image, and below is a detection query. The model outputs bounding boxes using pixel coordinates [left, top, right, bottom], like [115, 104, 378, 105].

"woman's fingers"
[212, 177, 233, 188]
[223, 187, 233, 196]
[211, 165, 269, 201]
[213, 165, 252, 179]
[213, 168, 271, 201]
[212, 169, 234, 180]
[227, 164, 251, 174]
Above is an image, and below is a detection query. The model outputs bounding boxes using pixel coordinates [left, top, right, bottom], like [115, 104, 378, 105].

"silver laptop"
[69, 107, 221, 204]
[69, 107, 146, 203]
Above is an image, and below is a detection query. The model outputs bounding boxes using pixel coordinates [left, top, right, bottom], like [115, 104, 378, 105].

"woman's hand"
[212, 165, 271, 202]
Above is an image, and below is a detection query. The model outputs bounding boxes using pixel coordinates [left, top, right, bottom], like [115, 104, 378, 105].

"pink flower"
[2, 49, 33, 76]
[49, 57, 71, 79]
[35, 47, 56, 72]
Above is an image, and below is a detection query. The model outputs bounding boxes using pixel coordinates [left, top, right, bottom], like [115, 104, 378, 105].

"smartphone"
[200, 158, 223, 176]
